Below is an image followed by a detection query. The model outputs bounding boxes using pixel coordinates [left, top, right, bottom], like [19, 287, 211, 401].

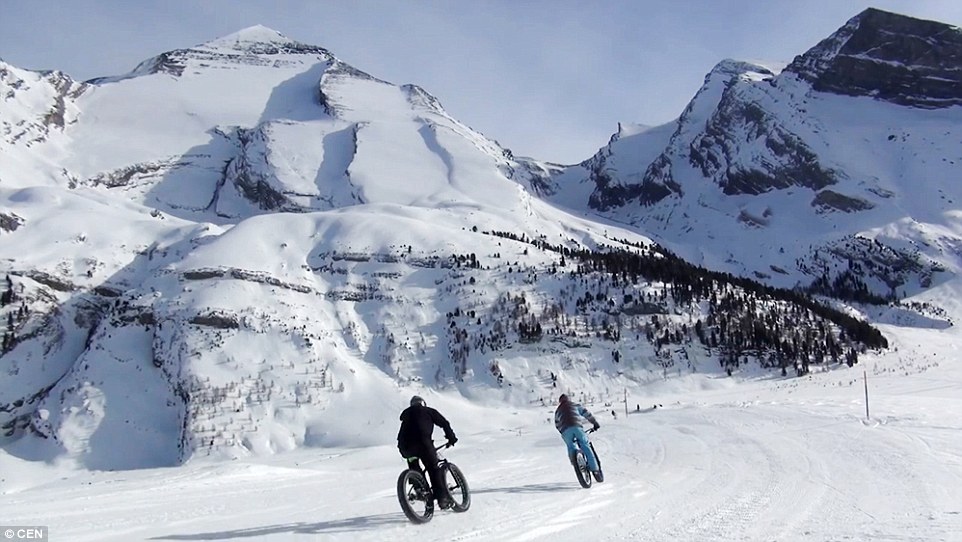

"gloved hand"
[591, 423, 600, 432]
[447, 436, 458, 447]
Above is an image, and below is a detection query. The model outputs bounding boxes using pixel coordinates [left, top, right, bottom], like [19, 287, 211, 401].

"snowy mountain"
[555, 8, 962, 301]
[2, 9, 961, 541]
[0, 25, 645, 469]
[0, 6, 958, 505]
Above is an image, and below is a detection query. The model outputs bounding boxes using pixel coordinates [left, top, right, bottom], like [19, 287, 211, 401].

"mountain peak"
[784, 8, 962, 107]
[708, 59, 775, 79]
[90, 25, 332, 83]
[202, 25, 298, 50]
[196, 25, 332, 57]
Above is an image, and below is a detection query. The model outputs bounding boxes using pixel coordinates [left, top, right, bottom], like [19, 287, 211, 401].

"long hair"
[556, 396, 577, 428]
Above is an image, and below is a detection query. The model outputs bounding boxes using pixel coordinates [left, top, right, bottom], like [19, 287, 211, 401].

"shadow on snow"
[150, 513, 402, 540]
[151, 482, 575, 539]
[472, 481, 572, 494]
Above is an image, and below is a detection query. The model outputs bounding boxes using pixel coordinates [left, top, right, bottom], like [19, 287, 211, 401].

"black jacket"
[397, 404, 456, 455]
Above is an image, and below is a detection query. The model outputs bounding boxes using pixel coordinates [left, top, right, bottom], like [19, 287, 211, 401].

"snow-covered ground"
[2, 19, 961, 542]
[2, 320, 959, 542]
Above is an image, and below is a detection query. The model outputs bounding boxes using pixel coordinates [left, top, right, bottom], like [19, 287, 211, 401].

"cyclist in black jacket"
[397, 395, 458, 509]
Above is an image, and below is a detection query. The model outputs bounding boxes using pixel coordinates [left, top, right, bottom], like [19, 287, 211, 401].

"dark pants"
[402, 445, 448, 502]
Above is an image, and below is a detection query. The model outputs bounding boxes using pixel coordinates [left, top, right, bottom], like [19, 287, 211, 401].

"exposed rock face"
[634, 60, 781, 203]
[584, 150, 646, 211]
[785, 8, 962, 108]
[83, 161, 184, 189]
[811, 190, 875, 213]
[0, 212, 24, 233]
[223, 127, 293, 212]
[688, 89, 839, 196]
[1, 62, 86, 148]
[577, 9, 962, 211]
[634, 154, 682, 206]
[88, 26, 337, 83]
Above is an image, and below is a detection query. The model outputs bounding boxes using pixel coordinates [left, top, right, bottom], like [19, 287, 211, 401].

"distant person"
[554, 393, 603, 481]
[397, 395, 458, 509]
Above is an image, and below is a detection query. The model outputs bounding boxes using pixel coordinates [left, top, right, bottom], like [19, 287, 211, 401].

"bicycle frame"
[397, 443, 470, 523]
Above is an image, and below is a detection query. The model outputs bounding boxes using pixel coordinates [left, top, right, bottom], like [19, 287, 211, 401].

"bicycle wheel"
[443, 462, 471, 512]
[589, 441, 604, 482]
[571, 451, 592, 489]
[590, 441, 602, 470]
[397, 469, 434, 523]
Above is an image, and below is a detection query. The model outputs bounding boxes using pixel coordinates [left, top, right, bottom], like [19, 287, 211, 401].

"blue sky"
[2, 0, 961, 164]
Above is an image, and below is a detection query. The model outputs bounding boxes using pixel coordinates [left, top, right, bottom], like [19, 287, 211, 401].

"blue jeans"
[561, 426, 598, 471]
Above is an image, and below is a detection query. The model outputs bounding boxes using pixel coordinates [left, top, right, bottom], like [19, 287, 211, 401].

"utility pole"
[863, 369, 870, 420]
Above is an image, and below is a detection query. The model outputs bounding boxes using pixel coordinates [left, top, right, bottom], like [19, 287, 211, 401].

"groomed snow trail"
[4, 380, 960, 542]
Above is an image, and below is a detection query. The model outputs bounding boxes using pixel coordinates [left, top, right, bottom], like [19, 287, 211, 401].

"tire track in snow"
[437, 435, 619, 541]
[601, 405, 835, 541]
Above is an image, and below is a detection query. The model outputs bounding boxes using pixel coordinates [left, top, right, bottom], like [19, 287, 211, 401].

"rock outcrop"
[785, 8, 962, 108]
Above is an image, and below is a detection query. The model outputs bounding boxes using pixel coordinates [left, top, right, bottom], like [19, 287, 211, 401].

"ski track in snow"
[3, 388, 960, 542]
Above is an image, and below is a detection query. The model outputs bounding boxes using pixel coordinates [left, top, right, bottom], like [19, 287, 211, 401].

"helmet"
[410, 395, 426, 407]
[559, 394, 569, 404]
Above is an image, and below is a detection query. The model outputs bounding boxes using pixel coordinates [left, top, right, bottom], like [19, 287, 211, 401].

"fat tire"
[589, 441, 604, 482]
[589, 441, 602, 469]
[397, 469, 434, 524]
[443, 462, 471, 512]
[573, 452, 592, 489]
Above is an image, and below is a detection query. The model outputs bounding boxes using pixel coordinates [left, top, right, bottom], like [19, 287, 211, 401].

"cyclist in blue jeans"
[554, 393, 603, 481]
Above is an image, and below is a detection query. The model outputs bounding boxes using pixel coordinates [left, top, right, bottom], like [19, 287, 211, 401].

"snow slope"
[2, 311, 959, 541]
[1, 26, 637, 467]
[622, 72, 962, 291]
[552, 10, 962, 298]
[1, 12, 961, 541]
